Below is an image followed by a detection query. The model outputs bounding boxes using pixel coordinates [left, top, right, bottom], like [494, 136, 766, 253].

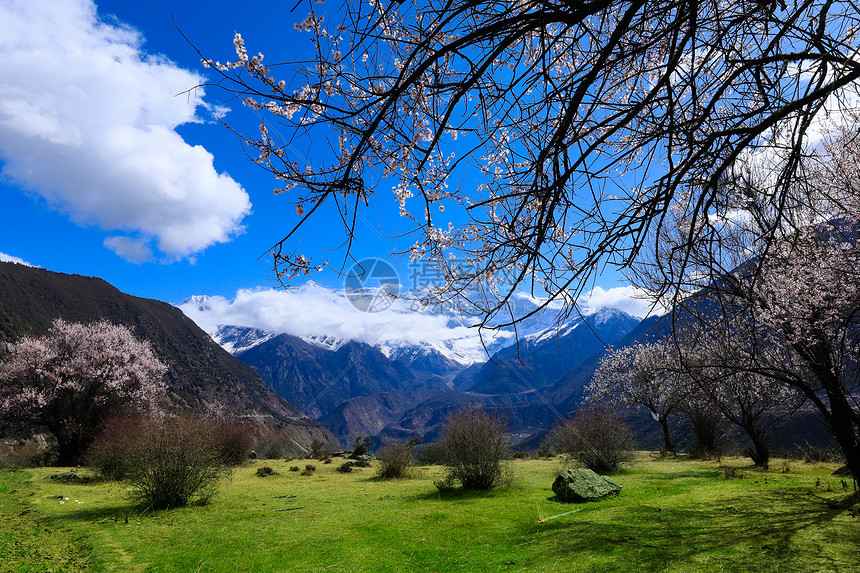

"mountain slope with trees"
[0, 262, 327, 441]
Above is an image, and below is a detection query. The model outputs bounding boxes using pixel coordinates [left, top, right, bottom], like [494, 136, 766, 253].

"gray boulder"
[552, 468, 622, 503]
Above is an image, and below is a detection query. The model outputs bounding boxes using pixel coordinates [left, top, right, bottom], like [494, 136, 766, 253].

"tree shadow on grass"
[520, 489, 858, 572]
[41, 503, 135, 524]
[407, 487, 504, 502]
[41, 496, 217, 525]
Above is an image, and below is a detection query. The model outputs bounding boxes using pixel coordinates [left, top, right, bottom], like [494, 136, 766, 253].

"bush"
[351, 436, 374, 458]
[336, 462, 354, 473]
[86, 413, 153, 480]
[88, 413, 255, 481]
[376, 437, 420, 479]
[207, 417, 256, 465]
[0, 435, 57, 468]
[545, 404, 635, 473]
[256, 466, 276, 477]
[686, 406, 728, 461]
[436, 407, 510, 491]
[308, 437, 332, 460]
[414, 441, 447, 466]
[798, 441, 835, 464]
[122, 415, 230, 509]
[254, 428, 305, 460]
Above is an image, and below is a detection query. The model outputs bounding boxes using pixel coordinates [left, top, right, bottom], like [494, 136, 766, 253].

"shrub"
[376, 437, 420, 479]
[436, 407, 510, 491]
[208, 418, 256, 465]
[86, 413, 153, 480]
[336, 462, 354, 473]
[0, 435, 56, 468]
[351, 436, 374, 458]
[415, 441, 448, 466]
[254, 428, 304, 460]
[123, 415, 230, 510]
[686, 406, 728, 461]
[88, 413, 255, 481]
[308, 437, 332, 460]
[798, 441, 832, 463]
[545, 404, 635, 473]
[723, 466, 744, 479]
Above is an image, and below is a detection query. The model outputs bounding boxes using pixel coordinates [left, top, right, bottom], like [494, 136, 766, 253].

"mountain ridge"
[0, 262, 332, 449]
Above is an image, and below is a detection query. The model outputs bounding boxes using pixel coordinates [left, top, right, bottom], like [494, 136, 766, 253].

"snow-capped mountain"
[212, 325, 276, 354]
[301, 333, 348, 351]
[455, 307, 642, 394]
[178, 288, 646, 366]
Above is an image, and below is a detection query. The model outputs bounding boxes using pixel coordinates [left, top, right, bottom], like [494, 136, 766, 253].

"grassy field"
[1, 454, 857, 572]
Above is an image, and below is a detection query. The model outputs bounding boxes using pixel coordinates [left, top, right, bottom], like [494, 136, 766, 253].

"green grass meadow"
[1, 455, 858, 572]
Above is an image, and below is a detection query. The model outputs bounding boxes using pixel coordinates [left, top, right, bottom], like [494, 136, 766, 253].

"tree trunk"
[822, 388, 860, 486]
[660, 417, 674, 452]
[797, 339, 860, 484]
[744, 426, 771, 469]
[51, 427, 88, 467]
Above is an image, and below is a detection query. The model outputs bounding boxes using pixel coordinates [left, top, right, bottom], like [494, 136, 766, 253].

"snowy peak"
[523, 321, 580, 345]
[521, 308, 638, 346]
[182, 295, 213, 311]
[302, 334, 348, 351]
[212, 325, 275, 355]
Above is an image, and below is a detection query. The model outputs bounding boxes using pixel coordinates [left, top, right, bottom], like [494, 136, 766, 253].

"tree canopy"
[203, 0, 860, 326]
[0, 319, 167, 464]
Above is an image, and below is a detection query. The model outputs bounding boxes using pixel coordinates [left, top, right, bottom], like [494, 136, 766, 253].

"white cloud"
[103, 236, 152, 264]
[0, 0, 251, 260]
[577, 285, 665, 319]
[513, 285, 664, 319]
[178, 283, 512, 364]
[0, 252, 36, 266]
[178, 282, 661, 364]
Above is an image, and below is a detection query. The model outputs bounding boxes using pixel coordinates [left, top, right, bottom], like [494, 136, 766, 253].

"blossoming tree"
[681, 329, 805, 468]
[200, 0, 860, 326]
[588, 342, 688, 452]
[625, 112, 860, 479]
[686, 228, 860, 476]
[0, 319, 167, 464]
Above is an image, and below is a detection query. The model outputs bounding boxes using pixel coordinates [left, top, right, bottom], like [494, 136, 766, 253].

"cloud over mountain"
[177, 283, 655, 364]
[0, 0, 250, 262]
[0, 253, 36, 267]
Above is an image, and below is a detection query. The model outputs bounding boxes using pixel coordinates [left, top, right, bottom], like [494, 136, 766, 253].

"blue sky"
[0, 0, 641, 323]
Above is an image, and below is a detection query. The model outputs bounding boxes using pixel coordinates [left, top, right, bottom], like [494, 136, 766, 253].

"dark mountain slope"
[317, 390, 429, 444]
[0, 262, 326, 441]
[464, 310, 641, 395]
[237, 334, 448, 419]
